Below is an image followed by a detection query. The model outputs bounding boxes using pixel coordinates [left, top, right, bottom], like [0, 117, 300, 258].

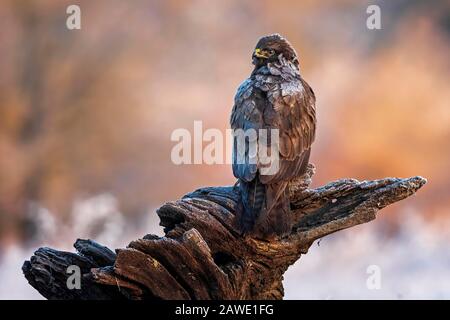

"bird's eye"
[268, 49, 275, 56]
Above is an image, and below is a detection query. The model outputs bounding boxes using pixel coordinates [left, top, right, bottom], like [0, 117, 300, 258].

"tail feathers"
[235, 178, 292, 238]
[235, 176, 266, 234]
[255, 182, 291, 238]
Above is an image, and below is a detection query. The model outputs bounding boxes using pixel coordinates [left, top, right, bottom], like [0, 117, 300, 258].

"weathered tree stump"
[22, 165, 426, 300]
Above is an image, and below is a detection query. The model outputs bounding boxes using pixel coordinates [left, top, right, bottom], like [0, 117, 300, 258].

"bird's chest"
[232, 65, 303, 128]
[253, 74, 302, 120]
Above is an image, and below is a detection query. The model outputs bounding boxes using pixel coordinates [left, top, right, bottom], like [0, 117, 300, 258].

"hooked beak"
[254, 48, 269, 59]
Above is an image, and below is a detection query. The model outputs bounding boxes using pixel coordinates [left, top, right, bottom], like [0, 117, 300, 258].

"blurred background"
[0, 0, 449, 299]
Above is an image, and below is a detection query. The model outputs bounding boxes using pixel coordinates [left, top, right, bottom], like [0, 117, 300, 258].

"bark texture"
[22, 165, 426, 300]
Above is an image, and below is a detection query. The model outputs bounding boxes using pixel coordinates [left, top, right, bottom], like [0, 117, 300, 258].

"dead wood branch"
[22, 165, 426, 299]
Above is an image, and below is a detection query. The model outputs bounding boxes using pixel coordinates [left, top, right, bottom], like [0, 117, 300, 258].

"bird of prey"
[231, 34, 316, 238]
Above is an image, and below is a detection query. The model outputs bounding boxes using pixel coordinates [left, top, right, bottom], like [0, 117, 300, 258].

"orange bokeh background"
[0, 1, 449, 250]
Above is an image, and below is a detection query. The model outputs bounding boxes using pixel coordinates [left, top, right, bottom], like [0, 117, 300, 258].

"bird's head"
[252, 34, 298, 67]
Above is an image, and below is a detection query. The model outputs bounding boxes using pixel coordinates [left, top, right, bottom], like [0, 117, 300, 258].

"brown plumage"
[231, 34, 316, 238]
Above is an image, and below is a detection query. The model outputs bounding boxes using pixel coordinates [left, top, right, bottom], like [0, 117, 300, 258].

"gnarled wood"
[22, 165, 426, 299]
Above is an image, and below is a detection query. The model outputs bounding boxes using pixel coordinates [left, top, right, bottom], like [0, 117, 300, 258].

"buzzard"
[231, 34, 316, 238]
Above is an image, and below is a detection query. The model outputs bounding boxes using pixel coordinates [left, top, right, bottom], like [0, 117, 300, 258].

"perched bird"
[231, 34, 316, 238]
